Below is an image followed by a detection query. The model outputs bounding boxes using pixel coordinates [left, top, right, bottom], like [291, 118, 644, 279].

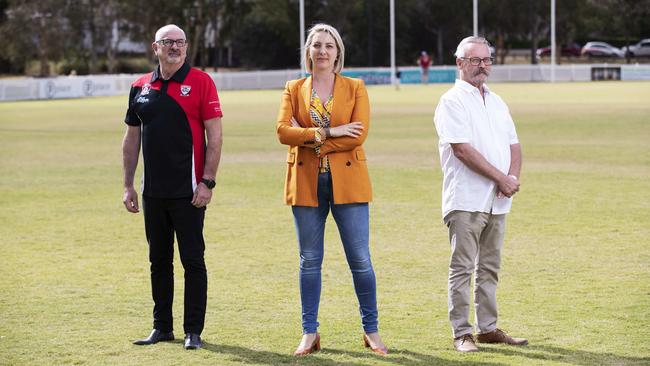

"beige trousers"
[445, 210, 506, 338]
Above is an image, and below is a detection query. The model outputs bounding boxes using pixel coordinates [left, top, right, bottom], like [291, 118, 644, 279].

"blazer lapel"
[330, 74, 346, 127]
[300, 76, 313, 127]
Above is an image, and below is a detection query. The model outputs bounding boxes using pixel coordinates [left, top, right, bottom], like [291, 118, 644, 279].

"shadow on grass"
[201, 342, 505, 366]
[479, 344, 650, 365]
[202, 342, 366, 366]
[329, 348, 505, 366]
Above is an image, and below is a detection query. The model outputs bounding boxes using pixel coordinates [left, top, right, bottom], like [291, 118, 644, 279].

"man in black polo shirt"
[122, 24, 223, 350]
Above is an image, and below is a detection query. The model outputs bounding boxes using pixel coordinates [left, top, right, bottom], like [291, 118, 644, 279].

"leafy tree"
[406, 0, 472, 65]
[0, 0, 13, 72]
[231, 0, 297, 69]
[64, 0, 130, 74]
[217, 0, 254, 67]
[481, 0, 529, 64]
[2, 0, 71, 76]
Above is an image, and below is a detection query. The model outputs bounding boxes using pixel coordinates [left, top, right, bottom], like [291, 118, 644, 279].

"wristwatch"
[201, 178, 216, 189]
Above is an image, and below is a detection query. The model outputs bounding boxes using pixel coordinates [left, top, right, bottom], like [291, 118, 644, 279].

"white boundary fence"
[1, 64, 649, 101]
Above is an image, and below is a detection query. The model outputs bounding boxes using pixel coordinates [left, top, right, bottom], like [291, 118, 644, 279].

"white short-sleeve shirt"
[433, 79, 519, 219]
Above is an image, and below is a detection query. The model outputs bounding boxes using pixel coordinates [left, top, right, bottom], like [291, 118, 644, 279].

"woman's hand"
[290, 117, 363, 139]
[329, 122, 363, 138]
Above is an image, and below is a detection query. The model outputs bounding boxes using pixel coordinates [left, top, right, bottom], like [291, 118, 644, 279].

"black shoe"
[184, 333, 202, 350]
[133, 329, 175, 345]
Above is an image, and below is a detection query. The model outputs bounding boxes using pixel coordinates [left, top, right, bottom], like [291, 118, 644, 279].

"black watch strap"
[201, 178, 216, 189]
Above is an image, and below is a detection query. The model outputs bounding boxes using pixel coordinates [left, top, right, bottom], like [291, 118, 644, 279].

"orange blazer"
[276, 74, 372, 206]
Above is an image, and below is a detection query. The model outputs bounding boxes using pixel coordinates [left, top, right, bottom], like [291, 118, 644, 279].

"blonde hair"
[303, 23, 345, 74]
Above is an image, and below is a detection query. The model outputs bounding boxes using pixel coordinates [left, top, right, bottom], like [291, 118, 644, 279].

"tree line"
[1, 0, 648, 76]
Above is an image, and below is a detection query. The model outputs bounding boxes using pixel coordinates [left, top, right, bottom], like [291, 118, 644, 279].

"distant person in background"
[418, 51, 432, 84]
[122, 24, 223, 350]
[276, 23, 388, 357]
[433, 36, 527, 353]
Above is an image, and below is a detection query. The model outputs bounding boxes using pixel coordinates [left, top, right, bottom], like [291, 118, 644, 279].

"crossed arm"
[277, 81, 370, 155]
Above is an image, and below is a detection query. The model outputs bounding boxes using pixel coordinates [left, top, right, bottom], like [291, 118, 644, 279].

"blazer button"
[298, 161, 303, 166]
[346, 161, 351, 166]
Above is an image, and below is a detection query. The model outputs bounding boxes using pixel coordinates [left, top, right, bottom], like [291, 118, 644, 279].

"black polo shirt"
[125, 62, 223, 198]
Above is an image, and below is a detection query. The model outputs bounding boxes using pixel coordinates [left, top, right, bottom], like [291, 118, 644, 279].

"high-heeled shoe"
[293, 333, 321, 356]
[363, 334, 388, 356]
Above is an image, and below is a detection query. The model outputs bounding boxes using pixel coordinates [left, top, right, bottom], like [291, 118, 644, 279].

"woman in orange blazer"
[276, 23, 387, 357]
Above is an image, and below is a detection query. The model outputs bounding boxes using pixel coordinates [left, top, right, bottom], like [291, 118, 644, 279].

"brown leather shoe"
[363, 334, 388, 356]
[293, 333, 321, 356]
[477, 328, 528, 345]
[453, 334, 479, 352]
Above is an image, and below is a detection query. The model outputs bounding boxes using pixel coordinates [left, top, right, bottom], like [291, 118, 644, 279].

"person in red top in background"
[418, 51, 432, 84]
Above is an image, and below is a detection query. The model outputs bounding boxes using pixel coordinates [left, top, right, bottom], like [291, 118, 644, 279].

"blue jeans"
[292, 172, 378, 334]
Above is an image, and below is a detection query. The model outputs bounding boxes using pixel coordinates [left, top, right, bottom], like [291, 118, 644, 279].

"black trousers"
[142, 196, 207, 335]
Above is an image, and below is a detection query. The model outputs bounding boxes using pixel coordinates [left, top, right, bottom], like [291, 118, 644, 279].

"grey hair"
[155, 24, 186, 42]
[454, 36, 491, 58]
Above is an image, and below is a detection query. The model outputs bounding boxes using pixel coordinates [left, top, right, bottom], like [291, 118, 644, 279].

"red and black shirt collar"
[150, 61, 191, 83]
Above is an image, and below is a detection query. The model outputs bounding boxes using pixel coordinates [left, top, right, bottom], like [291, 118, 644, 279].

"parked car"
[581, 42, 624, 58]
[622, 39, 650, 57]
[536, 43, 582, 58]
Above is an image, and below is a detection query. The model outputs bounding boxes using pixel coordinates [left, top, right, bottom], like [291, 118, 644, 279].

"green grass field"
[1, 81, 649, 365]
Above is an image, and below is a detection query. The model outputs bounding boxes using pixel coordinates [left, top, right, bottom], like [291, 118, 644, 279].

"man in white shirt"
[433, 36, 527, 353]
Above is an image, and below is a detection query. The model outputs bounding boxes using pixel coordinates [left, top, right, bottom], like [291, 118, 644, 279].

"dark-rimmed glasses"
[461, 57, 494, 66]
[157, 39, 187, 47]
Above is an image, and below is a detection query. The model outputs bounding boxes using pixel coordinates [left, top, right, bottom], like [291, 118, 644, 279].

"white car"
[581, 42, 624, 58]
[622, 39, 650, 57]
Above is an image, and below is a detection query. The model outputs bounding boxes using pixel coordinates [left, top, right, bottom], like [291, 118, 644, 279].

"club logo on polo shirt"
[180, 85, 191, 97]
[141, 83, 151, 95]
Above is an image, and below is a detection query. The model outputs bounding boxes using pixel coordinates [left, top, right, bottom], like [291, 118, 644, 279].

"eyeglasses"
[461, 57, 494, 66]
[157, 39, 187, 47]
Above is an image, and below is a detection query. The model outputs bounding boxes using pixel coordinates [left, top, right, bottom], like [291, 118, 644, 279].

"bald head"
[152, 24, 188, 71]
[155, 24, 186, 42]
